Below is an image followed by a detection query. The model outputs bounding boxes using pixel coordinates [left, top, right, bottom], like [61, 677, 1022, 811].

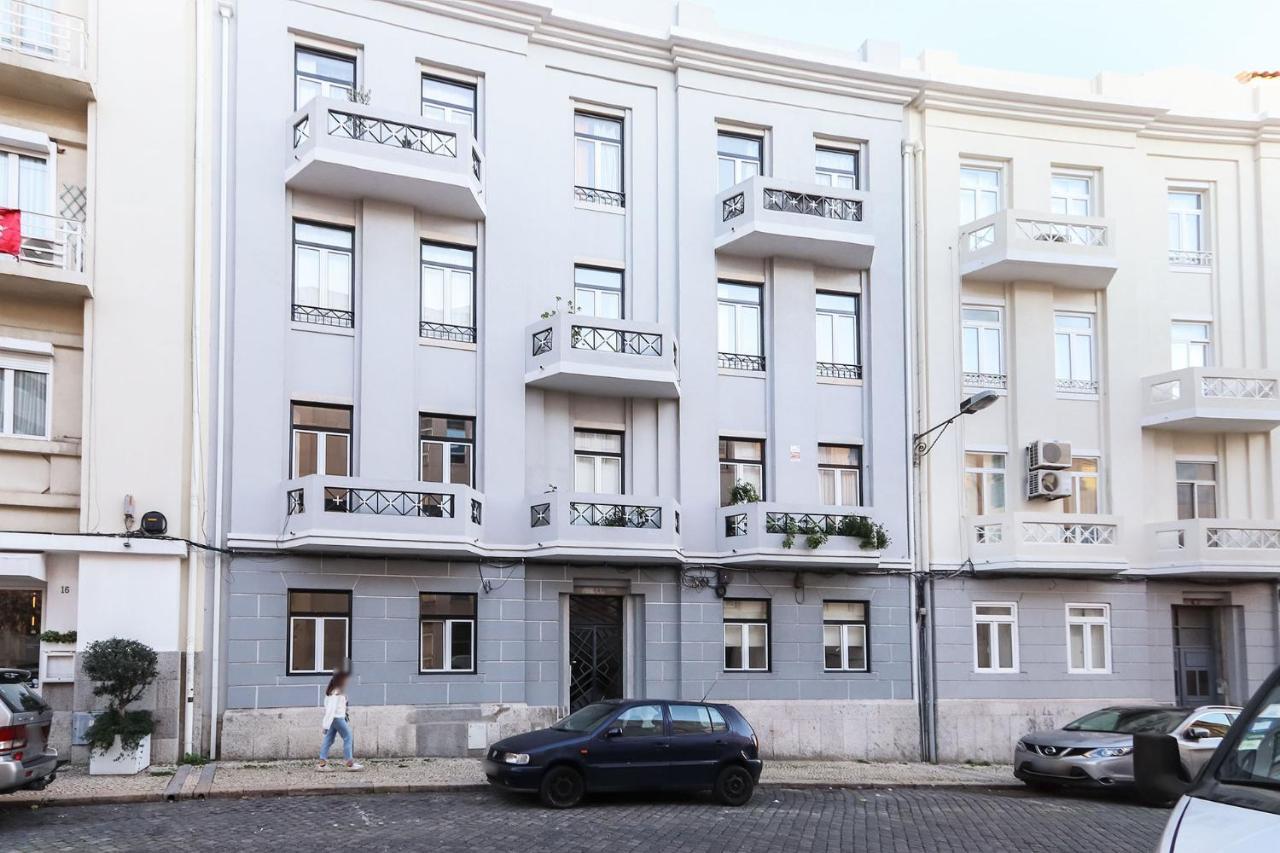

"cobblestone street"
[1, 786, 1168, 852]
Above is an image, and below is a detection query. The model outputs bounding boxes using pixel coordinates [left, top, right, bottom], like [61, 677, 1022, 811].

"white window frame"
[1063, 455, 1102, 515]
[722, 599, 770, 672]
[1176, 459, 1218, 520]
[574, 110, 623, 198]
[573, 429, 624, 495]
[1168, 188, 1208, 265]
[973, 602, 1019, 674]
[573, 264, 624, 321]
[818, 444, 861, 508]
[1171, 320, 1212, 370]
[964, 451, 1007, 516]
[286, 591, 351, 675]
[1065, 603, 1112, 675]
[0, 339, 53, 440]
[419, 593, 477, 674]
[289, 403, 352, 479]
[822, 601, 869, 673]
[814, 143, 859, 189]
[959, 163, 1002, 223]
[961, 304, 1005, 387]
[418, 414, 474, 487]
[420, 241, 475, 336]
[1050, 170, 1095, 217]
[1054, 311, 1097, 394]
[0, 143, 55, 215]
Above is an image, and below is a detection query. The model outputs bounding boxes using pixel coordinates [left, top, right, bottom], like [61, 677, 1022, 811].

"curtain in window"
[12, 369, 46, 436]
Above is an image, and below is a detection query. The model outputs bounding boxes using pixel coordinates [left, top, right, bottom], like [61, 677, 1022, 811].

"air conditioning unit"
[1026, 440, 1072, 470]
[1026, 469, 1072, 501]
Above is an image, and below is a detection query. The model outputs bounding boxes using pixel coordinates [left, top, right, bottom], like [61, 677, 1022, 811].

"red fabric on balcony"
[0, 209, 19, 257]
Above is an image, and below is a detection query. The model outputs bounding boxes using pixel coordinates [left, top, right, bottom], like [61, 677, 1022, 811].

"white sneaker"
[345, 762, 364, 771]
[316, 763, 332, 772]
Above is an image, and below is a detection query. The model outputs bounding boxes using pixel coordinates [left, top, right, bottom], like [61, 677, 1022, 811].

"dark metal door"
[569, 595, 623, 712]
[1173, 606, 1219, 705]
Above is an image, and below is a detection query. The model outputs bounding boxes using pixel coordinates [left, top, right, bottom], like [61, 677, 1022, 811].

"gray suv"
[0, 669, 57, 794]
[1015, 705, 1240, 789]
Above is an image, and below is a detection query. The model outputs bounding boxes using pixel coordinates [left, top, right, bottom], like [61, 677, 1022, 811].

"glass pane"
[1071, 335, 1093, 380]
[718, 158, 735, 191]
[575, 113, 621, 140]
[450, 620, 473, 670]
[12, 370, 46, 436]
[997, 623, 1014, 669]
[747, 624, 767, 669]
[823, 625, 841, 669]
[575, 431, 622, 453]
[324, 434, 349, 476]
[1176, 482, 1195, 520]
[296, 49, 355, 85]
[421, 441, 444, 482]
[975, 622, 992, 669]
[420, 415, 473, 441]
[598, 142, 621, 192]
[1089, 624, 1106, 670]
[598, 291, 621, 320]
[1055, 333, 1071, 379]
[296, 222, 353, 249]
[574, 138, 593, 186]
[295, 247, 320, 306]
[574, 266, 622, 291]
[724, 599, 768, 620]
[717, 303, 734, 351]
[815, 148, 856, 172]
[574, 456, 595, 492]
[615, 705, 663, 737]
[448, 270, 472, 325]
[962, 327, 978, 372]
[293, 404, 351, 431]
[990, 473, 1005, 511]
[833, 315, 857, 364]
[1176, 462, 1215, 481]
[421, 266, 445, 322]
[420, 593, 474, 618]
[669, 704, 713, 736]
[979, 328, 1001, 373]
[291, 618, 316, 671]
[422, 76, 475, 110]
[824, 601, 865, 621]
[599, 457, 622, 494]
[325, 252, 351, 309]
[421, 242, 474, 268]
[718, 464, 736, 507]
[717, 133, 760, 159]
[723, 625, 742, 668]
[1196, 484, 1217, 518]
[421, 620, 444, 670]
[1069, 624, 1085, 669]
[574, 288, 597, 317]
[294, 432, 318, 477]
[818, 468, 836, 505]
[816, 292, 857, 313]
[840, 470, 859, 506]
[322, 618, 347, 671]
[449, 443, 472, 486]
[975, 605, 1012, 617]
[815, 314, 833, 362]
[736, 306, 759, 355]
[17, 155, 48, 214]
[846, 625, 866, 670]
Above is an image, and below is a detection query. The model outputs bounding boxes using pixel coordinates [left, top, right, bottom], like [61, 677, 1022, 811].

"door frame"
[561, 588, 634, 710]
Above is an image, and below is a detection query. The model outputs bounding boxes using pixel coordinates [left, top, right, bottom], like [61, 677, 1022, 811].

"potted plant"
[83, 638, 158, 775]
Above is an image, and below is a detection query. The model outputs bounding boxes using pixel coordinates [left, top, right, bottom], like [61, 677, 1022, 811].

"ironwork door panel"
[1173, 606, 1219, 706]
[569, 595, 623, 712]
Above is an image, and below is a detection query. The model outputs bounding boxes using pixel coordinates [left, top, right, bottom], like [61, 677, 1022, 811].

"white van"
[1154, 667, 1280, 851]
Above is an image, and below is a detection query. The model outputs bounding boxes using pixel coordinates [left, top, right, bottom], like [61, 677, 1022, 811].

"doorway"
[0, 588, 42, 672]
[1172, 605, 1219, 705]
[568, 594, 624, 712]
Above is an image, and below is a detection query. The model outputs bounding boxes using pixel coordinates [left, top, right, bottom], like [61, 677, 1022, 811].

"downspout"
[184, 0, 210, 758]
[208, 0, 234, 758]
[901, 138, 922, 758]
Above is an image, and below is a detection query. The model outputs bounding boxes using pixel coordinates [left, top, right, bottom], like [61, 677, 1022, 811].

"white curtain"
[13, 369, 46, 436]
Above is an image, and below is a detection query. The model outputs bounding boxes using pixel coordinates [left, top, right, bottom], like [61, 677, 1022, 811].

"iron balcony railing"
[722, 187, 863, 223]
[420, 321, 476, 343]
[284, 487, 458, 518]
[718, 352, 765, 372]
[293, 304, 354, 328]
[1, 210, 85, 273]
[529, 323, 664, 358]
[1169, 249, 1212, 267]
[963, 371, 1007, 390]
[529, 500, 665, 530]
[0, 1, 87, 69]
[817, 361, 861, 380]
[574, 185, 625, 208]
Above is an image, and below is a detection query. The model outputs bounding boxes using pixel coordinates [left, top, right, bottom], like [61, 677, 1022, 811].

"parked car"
[1146, 666, 1280, 851]
[0, 669, 58, 795]
[1014, 704, 1241, 789]
[483, 699, 762, 808]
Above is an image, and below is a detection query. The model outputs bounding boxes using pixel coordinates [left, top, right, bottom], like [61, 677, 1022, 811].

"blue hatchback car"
[483, 699, 763, 808]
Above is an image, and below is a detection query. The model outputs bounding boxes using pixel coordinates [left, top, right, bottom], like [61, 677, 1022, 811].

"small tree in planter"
[82, 638, 158, 775]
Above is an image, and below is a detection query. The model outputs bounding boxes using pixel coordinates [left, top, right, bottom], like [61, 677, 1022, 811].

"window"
[573, 265, 623, 320]
[1066, 604, 1110, 674]
[419, 593, 476, 673]
[1054, 312, 1096, 394]
[294, 46, 355, 107]
[717, 132, 763, 191]
[574, 112, 623, 206]
[0, 344, 51, 439]
[719, 438, 763, 506]
[1168, 191, 1207, 263]
[0, 589, 40, 673]
[959, 166, 1000, 223]
[723, 599, 769, 671]
[717, 281, 763, 371]
[1050, 173, 1092, 216]
[419, 414, 474, 487]
[1171, 321, 1211, 369]
[287, 590, 350, 674]
[0, 149, 50, 216]
[669, 704, 720, 736]
[612, 704, 663, 737]
[823, 601, 869, 672]
[1063, 457, 1100, 514]
[574, 429, 623, 494]
[1176, 461, 1217, 520]
[964, 452, 1006, 516]
[961, 306, 1004, 388]
[818, 445, 861, 507]
[815, 292, 859, 378]
[420, 241, 475, 342]
[292, 221, 354, 327]
[973, 602, 1018, 673]
[291, 402, 351, 478]
[421, 74, 476, 133]
[815, 146, 858, 189]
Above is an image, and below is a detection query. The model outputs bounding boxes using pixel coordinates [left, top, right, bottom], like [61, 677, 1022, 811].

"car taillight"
[0, 725, 27, 752]
[41, 724, 50, 742]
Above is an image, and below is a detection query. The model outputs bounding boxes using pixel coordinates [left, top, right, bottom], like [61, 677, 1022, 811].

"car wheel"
[539, 766, 584, 809]
[714, 765, 754, 806]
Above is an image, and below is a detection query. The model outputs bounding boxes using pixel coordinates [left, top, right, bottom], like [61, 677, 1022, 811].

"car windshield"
[1217, 683, 1280, 791]
[1063, 708, 1186, 734]
[553, 703, 618, 732]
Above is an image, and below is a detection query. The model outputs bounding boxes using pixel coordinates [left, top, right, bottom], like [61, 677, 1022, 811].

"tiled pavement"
[0, 787, 1168, 852]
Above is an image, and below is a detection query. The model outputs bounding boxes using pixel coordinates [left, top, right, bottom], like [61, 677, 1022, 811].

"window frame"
[291, 218, 355, 328]
[0, 341, 53, 440]
[814, 144, 859, 189]
[972, 601, 1019, 674]
[716, 280, 764, 370]
[419, 239, 477, 343]
[818, 444, 862, 508]
[0, 146, 55, 216]
[1171, 320, 1212, 370]
[573, 110, 624, 206]
[815, 290, 860, 376]
[1054, 311, 1097, 394]
[286, 588, 352, 676]
[963, 451, 1007, 517]
[717, 130, 765, 191]
[573, 264, 625, 321]
[420, 72, 478, 135]
[961, 304, 1005, 387]
[418, 413, 475, 487]
[959, 163, 1002, 223]
[573, 428, 625, 495]
[822, 600, 870, 673]
[1062, 455, 1102, 515]
[289, 401, 353, 479]
[1050, 170, 1095, 217]
[1175, 459, 1218, 520]
[293, 44, 356, 109]
[1168, 188, 1207, 264]
[418, 592, 477, 675]
[719, 436, 765, 507]
[1065, 603, 1112, 675]
[722, 598, 771, 673]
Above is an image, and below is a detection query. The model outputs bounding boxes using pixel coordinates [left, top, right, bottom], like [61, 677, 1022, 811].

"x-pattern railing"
[963, 371, 1007, 390]
[974, 523, 1004, 544]
[323, 487, 455, 518]
[762, 188, 862, 221]
[764, 512, 867, 535]
[420, 321, 476, 343]
[724, 513, 748, 537]
[531, 328, 553, 356]
[530, 503, 551, 528]
[1206, 527, 1280, 550]
[470, 498, 483, 525]
[1016, 218, 1108, 247]
[286, 488, 305, 516]
[293, 115, 310, 147]
[571, 325, 663, 356]
[1149, 379, 1182, 403]
[722, 192, 745, 221]
[1021, 521, 1116, 545]
[964, 224, 996, 251]
[570, 502, 663, 529]
[327, 110, 458, 157]
[1201, 376, 1279, 400]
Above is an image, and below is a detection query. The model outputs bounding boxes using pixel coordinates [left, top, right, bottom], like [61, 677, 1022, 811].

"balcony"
[1148, 519, 1280, 578]
[524, 313, 679, 399]
[0, 212, 88, 299]
[0, 2, 92, 107]
[958, 210, 1117, 289]
[967, 513, 1126, 574]
[715, 503, 888, 569]
[1141, 367, 1280, 433]
[527, 492, 681, 562]
[277, 476, 484, 555]
[714, 176, 874, 270]
[286, 97, 485, 220]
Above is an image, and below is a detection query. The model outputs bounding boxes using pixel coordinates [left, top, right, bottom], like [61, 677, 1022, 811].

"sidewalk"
[3, 759, 1016, 808]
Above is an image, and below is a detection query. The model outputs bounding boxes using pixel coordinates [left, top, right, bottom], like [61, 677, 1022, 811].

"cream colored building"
[910, 55, 1280, 759]
[0, 0, 207, 764]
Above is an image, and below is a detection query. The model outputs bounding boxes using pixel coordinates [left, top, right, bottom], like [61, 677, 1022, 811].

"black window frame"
[286, 588, 352, 676]
[716, 279, 765, 371]
[822, 599, 871, 673]
[722, 597, 772, 673]
[420, 72, 478, 136]
[419, 239, 477, 344]
[572, 263, 625, 320]
[293, 44, 357, 109]
[717, 130, 765, 187]
[573, 110, 625, 208]
[289, 400, 353, 480]
[418, 412, 476, 487]
[817, 443, 863, 507]
[719, 436, 766, 506]
[815, 290, 861, 377]
[291, 218, 356, 329]
[814, 144, 860, 189]
[418, 592, 478, 675]
[573, 427, 626, 495]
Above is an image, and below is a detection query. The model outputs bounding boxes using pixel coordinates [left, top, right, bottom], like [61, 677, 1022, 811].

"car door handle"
[657, 742, 670, 748]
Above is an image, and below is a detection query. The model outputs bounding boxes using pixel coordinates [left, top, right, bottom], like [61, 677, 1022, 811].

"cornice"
[913, 83, 1167, 133]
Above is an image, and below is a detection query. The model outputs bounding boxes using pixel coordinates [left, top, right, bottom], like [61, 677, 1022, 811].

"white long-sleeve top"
[321, 692, 347, 732]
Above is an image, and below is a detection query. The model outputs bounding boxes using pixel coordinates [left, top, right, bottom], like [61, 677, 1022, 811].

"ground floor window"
[420, 593, 476, 673]
[1066, 604, 1111, 674]
[287, 590, 350, 675]
[723, 599, 769, 671]
[973, 602, 1018, 673]
[0, 589, 41, 672]
[823, 601, 869, 672]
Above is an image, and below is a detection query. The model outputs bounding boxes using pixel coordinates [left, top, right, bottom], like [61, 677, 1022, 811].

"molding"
[0, 531, 189, 556]
[913, 85, 1166, 133]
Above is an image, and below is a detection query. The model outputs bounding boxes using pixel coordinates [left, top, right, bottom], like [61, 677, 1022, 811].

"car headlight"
[501, 752, 530, 765]
[1085, 746, 1132, 758]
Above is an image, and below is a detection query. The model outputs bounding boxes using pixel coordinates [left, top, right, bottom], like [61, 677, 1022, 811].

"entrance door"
[0, 589, 42, 672]
[568, 594, 623, 712]
[1173, 605, 1219, 705]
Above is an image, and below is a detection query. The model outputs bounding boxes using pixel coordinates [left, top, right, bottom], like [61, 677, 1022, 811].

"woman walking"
[317, 670, 363, 771]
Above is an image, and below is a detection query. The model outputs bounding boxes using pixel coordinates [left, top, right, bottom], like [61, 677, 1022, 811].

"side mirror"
[1185, 727, 1212, 741]
[604, 727, 623, 739]
[1133, 733, 1190, 806]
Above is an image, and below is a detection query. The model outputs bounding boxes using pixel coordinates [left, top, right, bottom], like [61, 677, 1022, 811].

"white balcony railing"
[3, 210, 85, 272]
[1141, 367, 1280, 433]
[1149, 518, 1280, 576]
[968, 513, 1125, 574]
[958, 209, 1118, 289]
[0, 2, 86, 69]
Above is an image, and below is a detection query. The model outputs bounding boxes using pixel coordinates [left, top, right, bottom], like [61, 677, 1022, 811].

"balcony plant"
[728, 480, 760, 506]
[82, 637, 158, 775]
[540, 295, 578, 320]
[39, 629, 77, 644]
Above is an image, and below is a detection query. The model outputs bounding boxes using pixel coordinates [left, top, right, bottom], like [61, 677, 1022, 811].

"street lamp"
[912, 389, 998, 463]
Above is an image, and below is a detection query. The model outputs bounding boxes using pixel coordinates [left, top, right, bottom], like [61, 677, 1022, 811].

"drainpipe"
[184, 0, 211, 759]
[208, 0, 234, 759]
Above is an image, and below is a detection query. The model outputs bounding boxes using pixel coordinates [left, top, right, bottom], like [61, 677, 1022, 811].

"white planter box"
[89, 734, 151, 776]
[39, 642, 76, 683]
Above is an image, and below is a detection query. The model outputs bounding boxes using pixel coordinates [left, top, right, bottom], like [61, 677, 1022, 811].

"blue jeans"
[320, 718, 353, 762]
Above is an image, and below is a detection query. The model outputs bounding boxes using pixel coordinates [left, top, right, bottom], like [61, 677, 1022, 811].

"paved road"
[0, 786, 1167, 852]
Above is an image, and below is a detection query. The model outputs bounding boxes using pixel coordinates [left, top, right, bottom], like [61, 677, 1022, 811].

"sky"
[694, 0, 1278, 79]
